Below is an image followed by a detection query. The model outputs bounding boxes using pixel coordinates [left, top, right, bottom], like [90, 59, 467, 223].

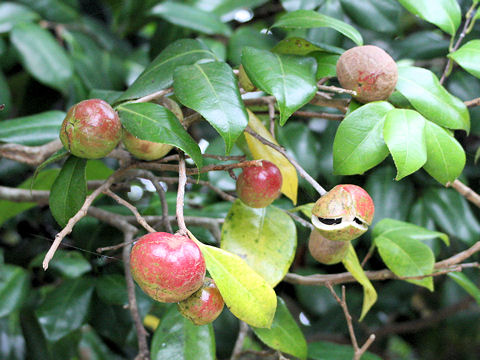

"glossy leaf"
[0, 2, 40, 33]
[313, 53, 340, 78]
[0, 264, 30, 318]
[252, 297, 307, 360]
[198, 243, 277, 328]
[423, 120, 465, 185]
[150, 2, 231, 36]
[10, 22, 73, 92]
[0, 111, 65, 145]
[150, 307, 215, 360]
[309, 341, 382, 360]
[448, 40, 480, 79]
[31, 149, 69, 191]
[227, 27, 276, 66]
[272, 37, 343, 56]
[272, 10, 363, 46]
[396, 31, 450, 60]
[447, 272, 480, 306]
[280, 0, 323, 11]
[30, 250, 91, 279]
[118, 102, 202, 169]
[35, 278, 94, 341]
[117, 39, 217, 102]
[49, 156, 87, 227]
[340, 0, 401, 34]
[95, 274, 128, 306]
[241, 47, 317, 125]
[221, 200, 297, 287]
[397, 0, 461, 35]
[79, 327, 124, 360]
[383, 109, 427, 180]
[375, 234, 434, 290]
[333, 101, 394, 175]
[342, 244, 377, 320]
[396, 66, 470, 132]
[244, 110, 298, 204]
[173, 61, 248, 154]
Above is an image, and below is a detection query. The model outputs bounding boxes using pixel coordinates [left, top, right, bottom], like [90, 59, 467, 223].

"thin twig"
[244, 126, 327, 196]
[465, 97, 480, 108]
[135, 159, 263, 175]
[231, 321, 249, 360]
[0, 139, 63, 166]
[176, 152, 188, 235]
[449, 179, 480, 208]
[131, 88, 173, 103]
[318, 84, 357, 96]
[267, 98, 276, 138]
[154, 176, 235, 202]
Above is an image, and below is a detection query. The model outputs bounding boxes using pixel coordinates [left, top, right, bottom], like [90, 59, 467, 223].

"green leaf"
[447, 272, 480, 306]
[342, 244, 377, 320]
[397, 0, 461, 35]
[0, 312, 26, 359]
[227, 27, 276, 66]
[448, 40, 480, 79]
[150, 306, 215, 360]
[49, 156, 87, 227]
[423, 188, 480, 245]
[280, 0, 323, 11]
[31, 148, 69, 191]
[0, 264, 30, 318]
[79, 327, 124, 360]
[35, 278, 94, 341]
[241, 47, 317, 125]
[0, 169, 59, 226]
[252, 297, 307, 360]
[198, 243, 277, 328]
[0, 2, 40, 33]
[374, 235, 434, 291]
[289, 203, 314, 219]
[30, 250, 91, 279]
[0, 70, 11, 120]
[383, 109, 427, 180]
[333, 101, 394, 175]
[340, 0, 401, 34]
[221, 200, 297, 287]
[272, 10, 363, 46]
[173, 62, 248, 154]
[271, 37, 343, 56]
[308, 341, 382, 360]
[150, 2, 232, 36]
[95, 274, 128, 306]
[423, 120, 465, 185]
[118, 103, 203, 169]
[313, 53, 340, 79]
[116, 39, 217, 102]
[396, 66, 470, 132]
[0, 111, 65, 145]
[373, 218, 449, 246]
[10, 22, 73, 92]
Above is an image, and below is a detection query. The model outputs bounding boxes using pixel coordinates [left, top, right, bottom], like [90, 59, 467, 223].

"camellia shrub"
[1, 1, 480, 360]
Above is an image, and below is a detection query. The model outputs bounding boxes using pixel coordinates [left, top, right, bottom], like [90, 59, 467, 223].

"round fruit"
[311, 184, 374, 241]
[122, 130, 173, 161]
[236, 160, 282, 208]
[60, 99, 122, 159]
[308, 229, 349, 265]
[130, 232, 206, 303]
[336, 45, 397, 103]
[178, 277, 224, 325]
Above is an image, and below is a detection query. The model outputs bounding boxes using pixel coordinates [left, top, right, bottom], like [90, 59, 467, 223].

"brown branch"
[135, 159, 263, 175]
[317, 84, 357, 97]
[465, 97, 480, 108]
[176, 152, 188, 235]
[0, 139, 63, 166]
[244, 126, 327, 196]
[155, 176, 236, 202]
[310, 93, 349, 113]
[0, 186, 49, 203]
[131, 87, 173, 104]
[140, 172, 173, 233]
[231, 321, 249, 360]
[267, 98, 276, 138]
[449, 179, 480, 208]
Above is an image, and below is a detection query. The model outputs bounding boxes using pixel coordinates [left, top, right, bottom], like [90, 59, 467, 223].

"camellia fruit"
[122, 131, 173, 161]
[60, 99, 122, 159]
[336, 45, 397, 103]
[130, 232, 206, 303]
[308, 229, 349, 265]
[236, 160, 282, 208]
[178, 277, 224, 325]
[311, 184, 374, 241]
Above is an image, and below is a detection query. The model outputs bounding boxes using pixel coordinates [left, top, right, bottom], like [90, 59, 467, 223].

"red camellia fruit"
[336, 45, 398, 103]
[178, 277, 224, 325]
[236, 160, 282, 208]
[311, 184, 374, 241]
[60, 99, 122, 159]
[130, 232, 206, 303]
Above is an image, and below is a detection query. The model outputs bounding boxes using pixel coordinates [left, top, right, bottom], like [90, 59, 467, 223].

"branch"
[135, 159, 263, 175]
[139, 172, 173, 233]
[244, 126, 327, 196]
[449, 179, 480, 209]
[0, 139, 63, 166]
[230, 321, 249, 360]
[176, 152, 188, 235]
[465, 97, 480, 108]
[317, 84, 357, 97]
[155, 176, 236, 202]
[0, 186, 49, 203]
[131, 87, 173, 104]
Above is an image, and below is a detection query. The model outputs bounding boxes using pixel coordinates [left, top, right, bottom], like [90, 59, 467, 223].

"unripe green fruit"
[60, 99, 122, 159]
[122, 130, 173, 161]
[130, 232, 206, 303]
[308, 229, 349, 265]
[177, 277, 224, 325]
[336, 45, 397, 103]
[311, 184, 374, 241]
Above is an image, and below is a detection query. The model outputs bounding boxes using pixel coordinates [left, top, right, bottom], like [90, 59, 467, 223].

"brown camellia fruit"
[130, 232, 206, 303]
[236, 160, 282, 208]
[178, 277, 224, 325]
[308, 229, 349, 265]
[122, 131, 173, 161]
[336, 45, 397, 103]
[311, 184, 374, 242]
[60, 99, 122, 159]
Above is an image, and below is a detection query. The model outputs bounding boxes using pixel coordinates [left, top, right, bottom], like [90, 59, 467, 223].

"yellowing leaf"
[200, 243, 277, 328]
[342, 244, 377, 320]
[244, 110, 298, 204]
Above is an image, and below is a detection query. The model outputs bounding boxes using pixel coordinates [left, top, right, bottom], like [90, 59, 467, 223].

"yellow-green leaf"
[244, 110, 298, 204]
[342, 244, 377, 320]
